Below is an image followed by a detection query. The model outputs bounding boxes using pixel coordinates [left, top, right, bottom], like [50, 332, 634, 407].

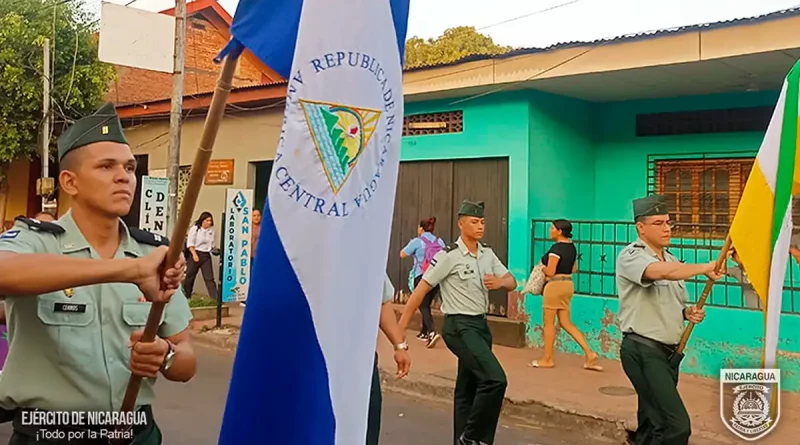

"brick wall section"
[106, 15, 267, 106]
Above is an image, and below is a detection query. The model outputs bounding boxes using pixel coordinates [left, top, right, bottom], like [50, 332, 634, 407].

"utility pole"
[166, 0, 186, 235]
[39, 38, 54, 214]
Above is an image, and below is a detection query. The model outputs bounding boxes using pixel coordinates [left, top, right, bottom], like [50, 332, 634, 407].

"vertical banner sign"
[222, 189, 254, 303]
[139, 176, 169, 236]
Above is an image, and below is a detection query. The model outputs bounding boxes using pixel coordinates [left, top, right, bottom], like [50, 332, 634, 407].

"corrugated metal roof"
[405, 6, 800, 72]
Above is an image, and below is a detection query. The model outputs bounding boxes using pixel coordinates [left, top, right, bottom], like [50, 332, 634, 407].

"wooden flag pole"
[676, 235, 733, 354]
[118, 53, 239, 415]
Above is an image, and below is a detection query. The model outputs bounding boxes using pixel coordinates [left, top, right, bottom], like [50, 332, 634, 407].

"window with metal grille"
[655, 158, 754, 239]
[402, 111, 463, 136]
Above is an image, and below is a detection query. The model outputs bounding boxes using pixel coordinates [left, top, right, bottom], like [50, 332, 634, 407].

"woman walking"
[184, 211, 219, 301]
[400, 217, 445, 347]
[530, 219, 603, 371]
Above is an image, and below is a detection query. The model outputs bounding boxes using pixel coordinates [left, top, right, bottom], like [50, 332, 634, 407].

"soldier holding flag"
[616, 194, 723, 444]
[0, 103, 195, 444]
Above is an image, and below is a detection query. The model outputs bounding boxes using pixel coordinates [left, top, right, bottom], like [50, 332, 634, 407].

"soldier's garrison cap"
[633, 194, 670, 220]
[458, 200, 485, 218]
[57, 102, 128, 161]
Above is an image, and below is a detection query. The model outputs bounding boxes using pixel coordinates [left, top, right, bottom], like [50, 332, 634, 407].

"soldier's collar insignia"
[101, 125, 109, 135]
[64, 288, 74, 298]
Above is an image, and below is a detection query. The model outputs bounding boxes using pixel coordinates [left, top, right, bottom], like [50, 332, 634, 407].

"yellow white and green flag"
[730, 59, 800, 371]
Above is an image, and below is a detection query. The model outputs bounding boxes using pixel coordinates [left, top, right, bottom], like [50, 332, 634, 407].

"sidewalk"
[188, 306, 798, 444]
[375, 332, 799, 445]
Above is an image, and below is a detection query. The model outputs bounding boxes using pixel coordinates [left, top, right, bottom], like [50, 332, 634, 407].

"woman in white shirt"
[184, 211, 219, 300]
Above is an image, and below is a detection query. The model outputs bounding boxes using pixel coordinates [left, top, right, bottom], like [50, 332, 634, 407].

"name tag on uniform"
[53, 302, 86, 313]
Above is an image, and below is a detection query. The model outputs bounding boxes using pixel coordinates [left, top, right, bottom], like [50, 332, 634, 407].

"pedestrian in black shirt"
[529, 219, 603, 371]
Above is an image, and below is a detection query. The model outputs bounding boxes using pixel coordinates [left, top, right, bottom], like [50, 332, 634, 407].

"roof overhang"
[119, 8, 800, 118]
[403, 12, 800, 103]
[117, 83, 287, 120]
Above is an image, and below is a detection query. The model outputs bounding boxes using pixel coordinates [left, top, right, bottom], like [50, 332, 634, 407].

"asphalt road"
[0, 346, 578, 444]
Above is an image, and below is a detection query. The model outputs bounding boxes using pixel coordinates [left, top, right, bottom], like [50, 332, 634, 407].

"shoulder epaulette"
[623, 243, 646, 256]
[129, 227, 170, 247]
[444, 243, 459, 253]
[14, 216, 65, 234]
[480, 241, 490, 248]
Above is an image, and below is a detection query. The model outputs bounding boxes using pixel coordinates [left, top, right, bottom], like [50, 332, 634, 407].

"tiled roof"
[405, 6, 800, 72]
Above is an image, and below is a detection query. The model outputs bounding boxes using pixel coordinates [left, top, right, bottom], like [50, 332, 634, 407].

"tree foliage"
[0, 0, 114, 169]
[404, 26, 513, 69]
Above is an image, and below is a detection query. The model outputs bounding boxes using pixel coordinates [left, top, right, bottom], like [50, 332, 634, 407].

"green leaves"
[404, 26, 513, 69]
[0, 0, 114, 164]
[321, 108, 350, 174]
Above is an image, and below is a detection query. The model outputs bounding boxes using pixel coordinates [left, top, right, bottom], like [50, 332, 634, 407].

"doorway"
[387, 157, 510, 316]
[122, 154, 149, 228]
[252, 160, 274, 212]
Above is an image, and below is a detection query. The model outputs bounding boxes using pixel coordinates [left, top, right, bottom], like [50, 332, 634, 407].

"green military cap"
[57, 102, 128, 161]
[633, 194, 670, 220]
[458, 200, 485, 218]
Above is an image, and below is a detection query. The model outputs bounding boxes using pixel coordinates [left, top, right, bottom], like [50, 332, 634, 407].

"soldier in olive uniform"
[616, 195, 722, 445]
[399, 200, 517, 445]
[0, 103, 195, 444]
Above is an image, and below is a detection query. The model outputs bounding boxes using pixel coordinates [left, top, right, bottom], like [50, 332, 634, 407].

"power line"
[477, 0, 586, 31]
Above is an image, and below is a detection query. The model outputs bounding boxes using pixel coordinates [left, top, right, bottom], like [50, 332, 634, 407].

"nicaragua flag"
[216, 0, 410, 444]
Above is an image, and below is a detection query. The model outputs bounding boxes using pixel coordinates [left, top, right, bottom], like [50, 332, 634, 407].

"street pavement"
[0, 346, 580, 444]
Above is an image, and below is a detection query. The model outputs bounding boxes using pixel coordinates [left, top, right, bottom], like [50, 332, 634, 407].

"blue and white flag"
[216, 0, 410, 444]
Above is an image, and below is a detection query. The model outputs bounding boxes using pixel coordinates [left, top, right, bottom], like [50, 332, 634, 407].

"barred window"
[655, 158, 754, 238]
[402, 111, 463, 136]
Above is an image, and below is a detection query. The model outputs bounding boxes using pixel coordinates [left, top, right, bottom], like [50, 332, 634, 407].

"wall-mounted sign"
[205, 159, 235, 185]
[139, 176, 168, 236]
[222, 188, 254, 303]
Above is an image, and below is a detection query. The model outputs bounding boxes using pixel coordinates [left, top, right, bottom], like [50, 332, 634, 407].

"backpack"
[420, 236, 443, 273]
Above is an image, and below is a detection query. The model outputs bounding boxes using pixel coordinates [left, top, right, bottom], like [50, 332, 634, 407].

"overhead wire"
[476, 0, 587, 31]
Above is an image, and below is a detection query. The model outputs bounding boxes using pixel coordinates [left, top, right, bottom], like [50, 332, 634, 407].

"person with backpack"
[400, 217, 445, 347]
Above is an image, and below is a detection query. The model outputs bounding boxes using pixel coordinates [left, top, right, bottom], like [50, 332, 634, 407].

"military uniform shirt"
[616, 239, 687, 345]
[0, 211, 193, 412]
[422, 237, 509, 316]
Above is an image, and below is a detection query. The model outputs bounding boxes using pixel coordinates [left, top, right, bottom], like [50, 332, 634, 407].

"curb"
[377, 368, 630, 444]
[188, 329, 630, 443]
[189, 330, 239, 353]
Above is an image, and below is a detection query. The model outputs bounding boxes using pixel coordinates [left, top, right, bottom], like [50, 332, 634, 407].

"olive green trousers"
[620, 335, 691, 445]
[442, 314, 507, 445]
[366, 352, 382, 445]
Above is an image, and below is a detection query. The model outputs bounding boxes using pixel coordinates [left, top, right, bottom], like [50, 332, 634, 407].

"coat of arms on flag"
[301, 100, 381, 194]
[720, 368, 780, 441]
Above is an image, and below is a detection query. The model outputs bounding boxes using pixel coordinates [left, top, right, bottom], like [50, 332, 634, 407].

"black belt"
[445, 313, 487, 319]
[624, 332, 677, 354]
[11, 406, 154, 444]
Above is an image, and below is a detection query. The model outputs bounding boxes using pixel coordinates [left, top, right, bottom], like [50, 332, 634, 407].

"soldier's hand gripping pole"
[116, 52, 240, 424]
[674, 235, 732, 360]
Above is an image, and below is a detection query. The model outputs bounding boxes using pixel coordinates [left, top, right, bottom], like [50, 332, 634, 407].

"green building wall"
[524, 89, 800, 390]
[400, 89, 800, 390]
[400, 95, 531, 280]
